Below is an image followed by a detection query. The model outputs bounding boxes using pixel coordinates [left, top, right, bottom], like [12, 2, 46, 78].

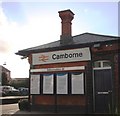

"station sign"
[32, 47, 91, 65]
[30, 66, 85, 73]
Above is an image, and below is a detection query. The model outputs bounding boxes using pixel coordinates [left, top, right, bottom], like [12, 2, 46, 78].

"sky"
[0, 1, 119, 78]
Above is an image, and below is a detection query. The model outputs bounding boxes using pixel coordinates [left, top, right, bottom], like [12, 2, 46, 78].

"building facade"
[11, 78, 28, 84]
[16, 10, 120, 114]
[0, 65, 11, 85]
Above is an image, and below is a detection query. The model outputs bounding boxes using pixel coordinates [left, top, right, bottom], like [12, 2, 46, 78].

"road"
[1, 103, 19, 115]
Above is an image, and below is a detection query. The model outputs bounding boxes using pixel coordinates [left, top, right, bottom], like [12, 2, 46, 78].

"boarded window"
[71, 73, 84, 94]
[43, 74, 54, 94]
[57, 73, 68, 94]
[30, 75, 40, 94]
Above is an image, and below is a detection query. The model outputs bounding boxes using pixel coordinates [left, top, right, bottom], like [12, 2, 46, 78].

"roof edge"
[73, 32, 120, 38]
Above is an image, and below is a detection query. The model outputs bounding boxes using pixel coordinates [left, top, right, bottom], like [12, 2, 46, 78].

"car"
[0, 86, 7, 96]
[8, 87, 20, 96]
[0, 86, 20, 96]
[18, 87, 29, 96]
[0, 86, 11, 96]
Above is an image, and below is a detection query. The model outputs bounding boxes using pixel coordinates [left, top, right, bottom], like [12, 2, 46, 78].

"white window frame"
[93, 60, 111, 70]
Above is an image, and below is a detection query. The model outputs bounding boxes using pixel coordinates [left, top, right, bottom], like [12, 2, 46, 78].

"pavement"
[2, 111, 84, 116]
[1, 103, 86, 116]
[1, 103, 57, 116]
[1, 109, 77, 116]
[0, 96, 64, 116]
[1, 103, 67, 116]
[1, 96, 116, 116]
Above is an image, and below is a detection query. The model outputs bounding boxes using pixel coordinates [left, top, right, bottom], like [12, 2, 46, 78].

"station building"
[16, 9, 120, 114]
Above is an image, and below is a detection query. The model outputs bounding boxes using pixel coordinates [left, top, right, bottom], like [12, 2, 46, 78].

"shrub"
[18, 99, 30, 111]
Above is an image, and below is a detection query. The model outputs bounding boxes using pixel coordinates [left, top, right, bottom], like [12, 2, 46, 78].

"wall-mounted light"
[106, 44, 113, 47]
[21, 56, 27, 59]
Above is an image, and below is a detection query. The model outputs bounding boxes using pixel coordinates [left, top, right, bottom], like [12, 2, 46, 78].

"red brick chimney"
[58, 9, 74, 45]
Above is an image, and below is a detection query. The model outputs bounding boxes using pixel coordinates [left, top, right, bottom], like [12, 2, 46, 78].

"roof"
[0, 65, 10, 72]
[16, 33, 120, 56]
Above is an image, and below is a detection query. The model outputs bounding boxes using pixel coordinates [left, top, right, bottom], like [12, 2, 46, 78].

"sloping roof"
[16, 33, 120, 56]
[0, 65, 10, 72]
[73, 33, 119, 44]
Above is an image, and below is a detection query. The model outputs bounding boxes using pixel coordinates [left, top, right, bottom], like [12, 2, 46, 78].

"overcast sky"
[0, 1, 119, 78]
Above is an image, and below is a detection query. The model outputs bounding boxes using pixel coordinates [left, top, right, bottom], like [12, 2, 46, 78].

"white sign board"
[30, 66, 85, 73]
[30, 75, 40, 94]
[43, 74, 54, 94]
[71, 73, 84, 94]
[57, 73, 68, 94]
[32, 47, 91, 65]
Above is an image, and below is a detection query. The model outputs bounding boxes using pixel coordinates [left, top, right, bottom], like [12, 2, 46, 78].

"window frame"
[56, 73, 68, 95]
[93, 60, 111, 70]
[71, 72, 85, 95]
[30, 71, 85, 95]
[30, 74, 40, 95]
[42, 73, 54, 95]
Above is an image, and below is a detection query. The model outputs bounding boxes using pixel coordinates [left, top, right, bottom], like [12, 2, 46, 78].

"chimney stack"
[58, 9, 74, 45]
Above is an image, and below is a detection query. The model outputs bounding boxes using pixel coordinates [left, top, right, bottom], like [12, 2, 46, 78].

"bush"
[18, 99, 30, 111]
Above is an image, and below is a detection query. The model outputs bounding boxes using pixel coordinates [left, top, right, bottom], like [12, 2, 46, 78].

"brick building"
[0, 65, 11, 85]
[12, 78, 28, 84]
[16, 9, 120, 114]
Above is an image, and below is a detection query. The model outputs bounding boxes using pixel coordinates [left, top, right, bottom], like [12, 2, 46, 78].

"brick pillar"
[58, 9, 74, 45]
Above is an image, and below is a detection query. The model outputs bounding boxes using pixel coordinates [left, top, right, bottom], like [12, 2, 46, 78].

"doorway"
[93, 60, 113, 113]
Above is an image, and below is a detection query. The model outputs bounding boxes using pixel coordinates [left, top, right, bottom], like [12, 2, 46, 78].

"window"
[71, 73, 84, 94]
[30, 72, 85, 95]
[94, 61, 101, 68]
[57, 73, 68, 94]
[30, 75, 40, 94]
[43, 74, 54, 94]
[103, 61, 111, 67]
[93, 60, 111, 69]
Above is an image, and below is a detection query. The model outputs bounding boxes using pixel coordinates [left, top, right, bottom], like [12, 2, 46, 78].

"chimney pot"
[58, 9, 74, 45]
